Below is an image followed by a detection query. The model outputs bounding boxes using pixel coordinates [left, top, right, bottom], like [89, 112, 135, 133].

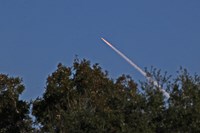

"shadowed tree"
[32, 59, 200, 133]
[164, 68, 200, 132]
[32, 59, 146, 132]
[0, 74, 33, 133]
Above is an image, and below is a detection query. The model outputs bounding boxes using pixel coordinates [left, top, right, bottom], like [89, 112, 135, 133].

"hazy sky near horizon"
[0, 0, 200, 100]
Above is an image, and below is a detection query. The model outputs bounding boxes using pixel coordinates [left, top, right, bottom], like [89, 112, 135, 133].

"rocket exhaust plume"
[101, 38, 170, 98]
[101, 38, 146, 77]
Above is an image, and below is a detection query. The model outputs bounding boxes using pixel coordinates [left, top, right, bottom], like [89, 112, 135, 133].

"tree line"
[1, 58, 200, 132]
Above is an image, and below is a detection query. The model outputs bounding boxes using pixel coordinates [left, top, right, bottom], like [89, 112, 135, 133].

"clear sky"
[1, 0, 200, 100]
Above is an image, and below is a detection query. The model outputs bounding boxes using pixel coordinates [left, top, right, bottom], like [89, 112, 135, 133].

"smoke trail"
[101, 38, 170, 98]
[101, 38, 146, 77]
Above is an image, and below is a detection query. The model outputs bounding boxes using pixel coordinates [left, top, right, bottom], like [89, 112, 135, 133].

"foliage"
[1, 58, 200, 132]
[32, 59, 146, 132]
[32, 59, 200, 132]
[165, 68, 200, 132]
[0, 74, 33, 133]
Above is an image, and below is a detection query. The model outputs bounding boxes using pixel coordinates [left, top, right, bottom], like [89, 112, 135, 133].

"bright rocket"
[101, 38, 170, 98]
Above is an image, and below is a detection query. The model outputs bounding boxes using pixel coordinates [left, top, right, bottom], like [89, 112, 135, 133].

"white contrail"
[101, 38, 146, 77]
[101, 38, 170, 98]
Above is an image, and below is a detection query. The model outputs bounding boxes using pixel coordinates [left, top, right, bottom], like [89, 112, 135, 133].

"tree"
[1, 58, 200, 132]
[0, 74, 33, 133]
[32, 59, 200, 132]
[32, 59, 146, 132]
[164, 68, 200, 132]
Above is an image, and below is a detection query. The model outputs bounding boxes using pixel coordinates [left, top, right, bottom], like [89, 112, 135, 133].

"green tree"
[164, 68, 200, 132]
[32, 59, 200, 133]
[32, 59, 145, 132]
[0, 74, 33, 133]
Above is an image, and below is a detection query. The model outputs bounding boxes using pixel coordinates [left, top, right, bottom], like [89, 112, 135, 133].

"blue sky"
[0, 0, 200, 100]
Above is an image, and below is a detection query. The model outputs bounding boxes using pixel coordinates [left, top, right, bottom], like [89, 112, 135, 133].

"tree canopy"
[1, 58, 200, 132]
[0, 74, 33, 132]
